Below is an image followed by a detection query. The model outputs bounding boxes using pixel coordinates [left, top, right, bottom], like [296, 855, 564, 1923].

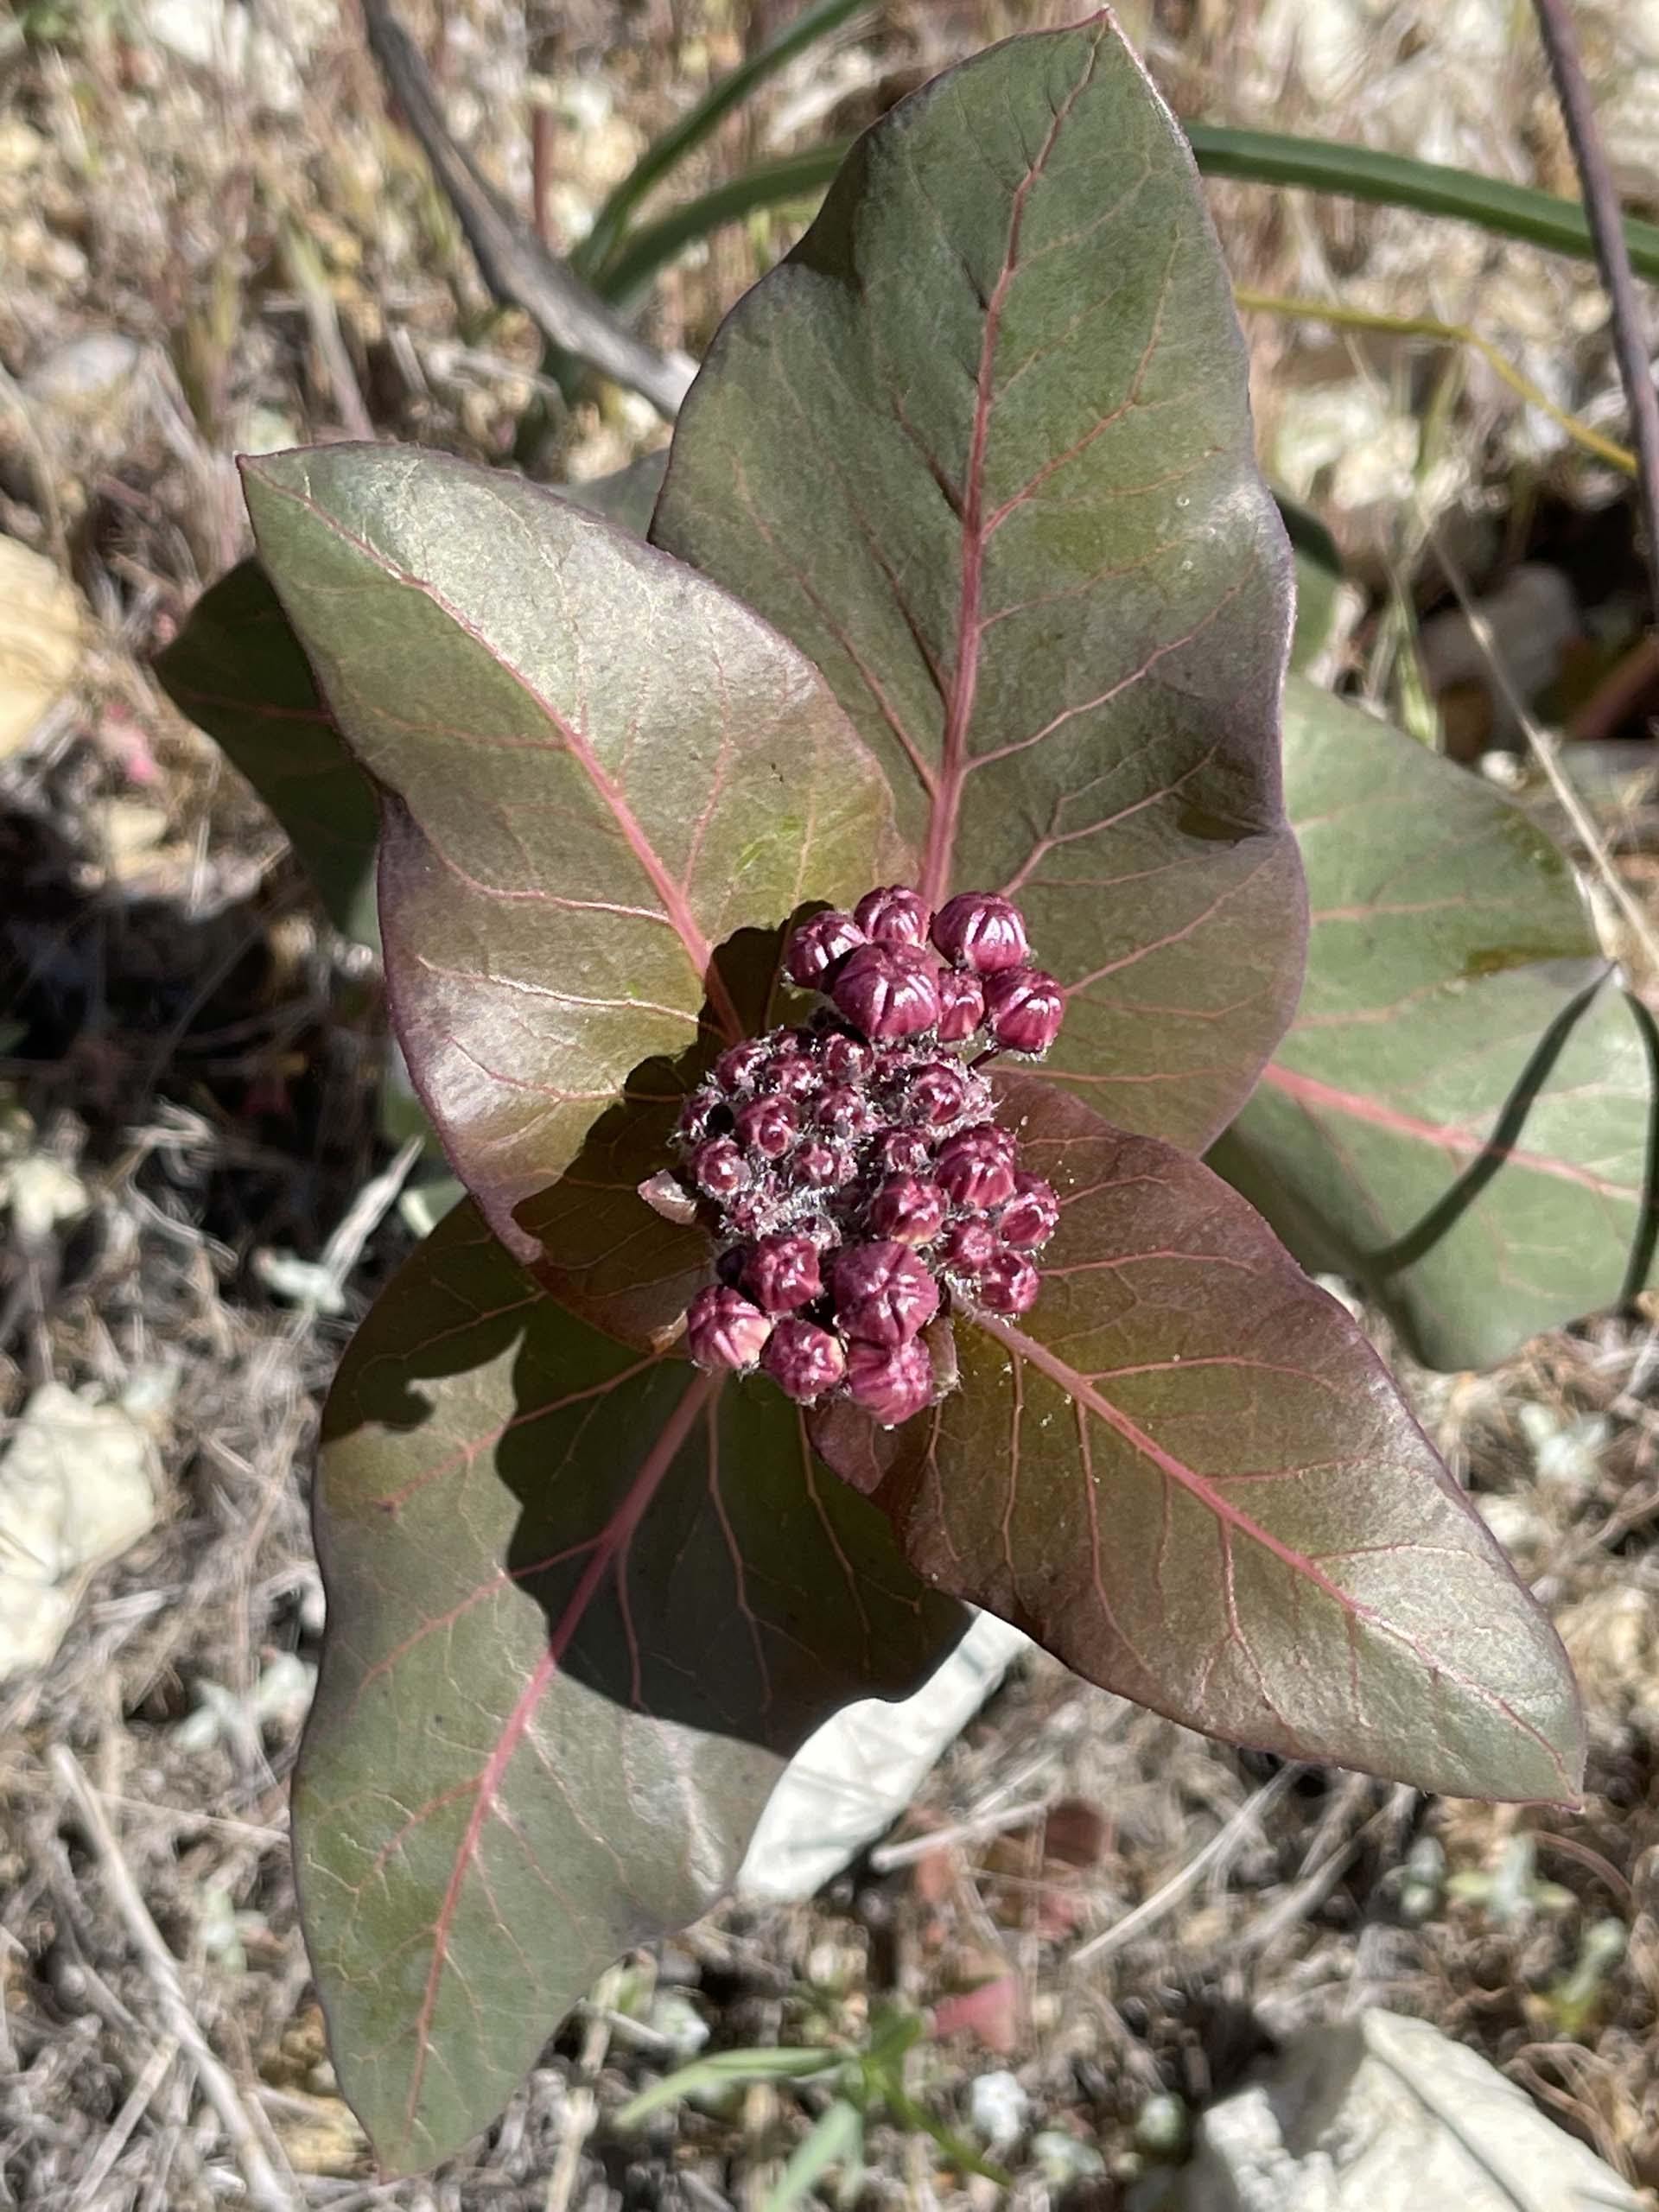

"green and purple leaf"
[1211, 679, 1659, 1370]
[150, 453, 671, 950]
[823, 1073, 1583, 1802]
[240, 444, 899, 1293]
[652, 13, 1305, 1152]
[301, 1199, 965, 2172]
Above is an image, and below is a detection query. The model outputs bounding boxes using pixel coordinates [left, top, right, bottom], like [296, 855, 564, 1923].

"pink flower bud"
[815, 1084, 875, 1138]
[761, 1318, 848, 1402]
[874, 1128, 932, 1177]
[743, 1232, 823, 1314]
[723, 1185, 775, 1238]
[969, 1249, 1041, 1316]
[690, 1137, 751, 1198]
[998, 1173, 1060, 1250]
[675, 1090, 720, 1145]
[715, 1039, 772, 1091]
[763, 1051, 821, 1100]
[820, 1032, 874, 1084]
[795, 1140, 852, 1190]
[935, 1127, 1016, 1210]
[830, 943, 942, 1041]
[983, 967, 1065, 1055]
[853, 884, 932, 947]
[785, 910, 865, 988]
[685, 1285, 772, 1371]
[846, 1338, 933, 1426]
[868, 1174, 946, 1248]
[931, 892, 1029, 974]
[935, 968, 987, 1042]
[941, 1217, 1000, 1275]
[831, 1239, 941, 1346]
[734, 1095, 799, 1159]
[906, 1058, 971, 1127]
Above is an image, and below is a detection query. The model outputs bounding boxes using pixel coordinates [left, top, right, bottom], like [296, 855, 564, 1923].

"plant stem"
[360, 0, 694, 418]
[1531, 0, 1659, 626]
[1234, 288, 1636, 476]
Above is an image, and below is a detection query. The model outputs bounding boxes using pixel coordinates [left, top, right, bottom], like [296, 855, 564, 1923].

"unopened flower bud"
[763, 1051, 821, 1100]
[931, 892, 1029, 974]
[935, 1127, 1017, 1210]
[685, 1285, 772, 1371]
[846, 1338, 933, 1426]
[907, 1058, 970, 1127]
[998, 1173, 1060, 1250]
[936, 968, 987, 1041]
[761, 1318, 847, 1402]
[983, 967, 1065, 1055]
[816, 1084, 875, 1138]
[831, 1239, 941, 1346]
[715, 1039, 772, 1091]
[785, 910, 865, 988]
[875, 1128, 933, 1177]
[868, 1174, 946, 1248]
[723, 1185, 775, 1239]
[831, 943, 942, 1041]
[853, 885, 932, 947]
[690, 1137, 751, 1198]
[941, 1217, 1000, 1275]
[743, 1233, 823, 1314]
[820, 1032, 874, 1084]
[796, 1140, 851, 1190]
[675, 1091, 721, 1146]
[734, 1096, 799, 1159]
[970, 1249, 1041, 1315]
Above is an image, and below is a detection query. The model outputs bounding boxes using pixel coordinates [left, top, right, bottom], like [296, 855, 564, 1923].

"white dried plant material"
[0, 1154, 88, 1244]
[737, 1612, 1028, 1901]
[0, 1384, 158, 1681]
[1169, 2009, 1644, 2211]
[0, 538, 82, 760]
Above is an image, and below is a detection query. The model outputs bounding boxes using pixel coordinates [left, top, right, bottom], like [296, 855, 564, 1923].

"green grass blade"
[576, 0, 868, 281]
[1185, 124, 1659, 282]
[592, 124, 1659, 311]
[594, 146, 844, 306]
[760, 2098, 864, 2212]
[615, 2048, 840, 2126]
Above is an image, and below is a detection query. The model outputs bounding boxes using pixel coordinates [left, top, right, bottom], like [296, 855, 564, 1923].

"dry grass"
[3, 1, 1659, 2205]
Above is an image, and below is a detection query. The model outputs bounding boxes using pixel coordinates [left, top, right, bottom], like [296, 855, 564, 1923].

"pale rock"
[22, 333, 142, 416]
[0, 1384, 158, 1681]
[0, 538, 82, 760]
[1162, 2010, 1643, 2211]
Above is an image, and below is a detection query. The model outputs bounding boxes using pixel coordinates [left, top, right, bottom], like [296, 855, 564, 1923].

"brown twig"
[1532, 0, 1659, 628]
[50, 1745, 297, 2212]
[359, 0, 694, 419]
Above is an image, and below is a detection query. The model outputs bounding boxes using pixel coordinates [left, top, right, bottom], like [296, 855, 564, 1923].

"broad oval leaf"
[150, 454, 673, 950]
[833, 1073, 1582, 1802]
[1211, 677, 1659, 1370]
[300, 1200, 964, 2174]
[241, 443, 900, 1275]
[652, 13, 1305, 1152]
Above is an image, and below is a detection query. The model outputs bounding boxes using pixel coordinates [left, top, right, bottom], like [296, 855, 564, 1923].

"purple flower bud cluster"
[674, 888, 1065, 1427]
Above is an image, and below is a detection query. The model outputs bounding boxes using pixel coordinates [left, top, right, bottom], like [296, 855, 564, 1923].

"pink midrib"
[401, 1366, 715, 2144]
[1262, 1061, 1636, 1199]
[243, 463, 743, 1045]
[917, 45, 1097, 907]
[969, 1308, 1570, 1784]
